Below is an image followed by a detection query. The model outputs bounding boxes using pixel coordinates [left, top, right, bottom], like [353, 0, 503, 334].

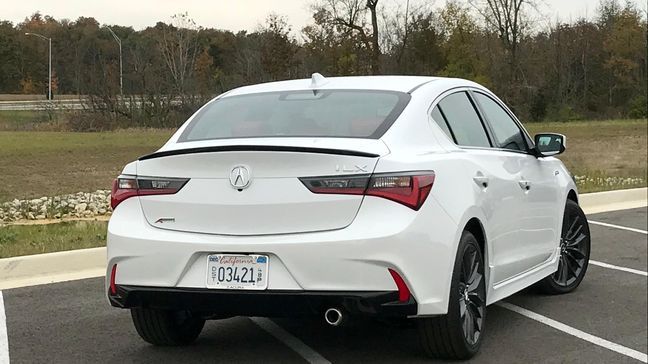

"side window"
[437, 92, 491, 148]
[474, 93, 527, 152]
[430, 106, 455, 142]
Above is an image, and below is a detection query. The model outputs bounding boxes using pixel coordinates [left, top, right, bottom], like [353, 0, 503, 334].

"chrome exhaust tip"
[324, 307, 345, 326]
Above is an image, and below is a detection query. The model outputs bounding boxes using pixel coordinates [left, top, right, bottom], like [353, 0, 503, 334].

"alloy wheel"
[554, 215, 588, 286]
[458, 245, 485, 346]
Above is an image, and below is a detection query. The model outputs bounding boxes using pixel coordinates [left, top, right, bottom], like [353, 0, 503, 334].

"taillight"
[300, 171, 435, 210]
[110, 176, 189, 209]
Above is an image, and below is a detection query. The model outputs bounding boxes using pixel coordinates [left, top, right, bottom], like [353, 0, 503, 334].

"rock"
[75, 203, 87, 213]
[36, 214, 45, 219]
[28, 212, 35, 219]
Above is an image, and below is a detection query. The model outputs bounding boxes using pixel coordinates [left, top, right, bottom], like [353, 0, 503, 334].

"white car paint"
[107, 75, 576, 315]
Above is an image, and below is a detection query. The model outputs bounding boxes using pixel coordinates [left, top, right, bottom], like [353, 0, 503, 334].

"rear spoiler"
[139, 145, 380, 161]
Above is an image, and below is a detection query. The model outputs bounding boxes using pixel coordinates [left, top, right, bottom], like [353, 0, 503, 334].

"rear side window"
[474, 93, 528, 152]
[179, 90, 411, 142]
[437, 92, 491, 148]
[431, 106, 455, 142]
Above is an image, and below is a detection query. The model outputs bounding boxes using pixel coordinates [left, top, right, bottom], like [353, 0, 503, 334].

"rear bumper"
[110, 285, 417, 318]
[107, 196, 460, 316]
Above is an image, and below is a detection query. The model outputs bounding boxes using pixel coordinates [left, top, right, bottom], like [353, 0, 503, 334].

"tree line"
[0, 0, 645, 129]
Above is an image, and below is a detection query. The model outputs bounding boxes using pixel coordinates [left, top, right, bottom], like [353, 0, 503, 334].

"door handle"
[519, 180, 531, 191]
[473, 174, 489, 188]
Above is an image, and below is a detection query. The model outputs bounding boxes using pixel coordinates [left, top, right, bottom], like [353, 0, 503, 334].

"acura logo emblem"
[230, 165, 251, 189]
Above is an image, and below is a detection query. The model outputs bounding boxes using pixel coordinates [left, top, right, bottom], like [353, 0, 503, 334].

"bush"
[628, 95, 647, 119]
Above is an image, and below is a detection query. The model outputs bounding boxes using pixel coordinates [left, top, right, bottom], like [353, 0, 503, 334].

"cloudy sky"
[5, 0, 646, 33]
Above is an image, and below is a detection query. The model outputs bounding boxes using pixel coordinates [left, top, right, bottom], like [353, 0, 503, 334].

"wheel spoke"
[465, 309, 475, 343]
[565, 216, 579, 240]
[468, 292, 484, 308]
[467, 300, 483, 319]
[564, 254, 578, 279]
[564, 250, 583, 269]
[565, 245, 586, 259]
[459, 298, 467, 319]
[567, 233, 586, 247]
[463, 305, 472, 338]
[567, 223, 583, 241]
[467, 271, 482, 292]
[472, 309, 482, 334]
[560, 256, 570, 283]
[554, 257, 564, 282]
[463, 249, 476, 282]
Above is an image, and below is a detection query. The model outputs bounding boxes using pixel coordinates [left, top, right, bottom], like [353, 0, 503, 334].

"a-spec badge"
[230, 165, 251, 189]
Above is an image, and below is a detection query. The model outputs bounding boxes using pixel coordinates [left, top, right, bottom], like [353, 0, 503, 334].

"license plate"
[206, 254, 268, 290]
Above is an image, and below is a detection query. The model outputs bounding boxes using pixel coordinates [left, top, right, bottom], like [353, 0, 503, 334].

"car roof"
[223, 75, 442, 97]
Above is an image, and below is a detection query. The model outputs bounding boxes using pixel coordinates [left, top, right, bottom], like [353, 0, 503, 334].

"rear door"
[431, 91, 527, 284]
[136, 139, 387, 235]
[472, 91, 561, 272]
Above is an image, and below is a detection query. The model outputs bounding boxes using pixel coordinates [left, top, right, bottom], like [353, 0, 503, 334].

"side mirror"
[533, 133, 566, 157]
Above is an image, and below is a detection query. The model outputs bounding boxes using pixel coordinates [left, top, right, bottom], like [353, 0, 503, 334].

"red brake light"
[300, 171, 434, 210]
[110, 176, 189, 209]
[366, 174, 435, 210]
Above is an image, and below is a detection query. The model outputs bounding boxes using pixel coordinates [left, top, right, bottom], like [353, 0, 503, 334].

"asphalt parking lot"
[1, 207, 646, 363]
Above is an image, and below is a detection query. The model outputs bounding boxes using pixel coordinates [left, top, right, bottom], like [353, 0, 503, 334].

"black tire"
[131, 308, 205, 346]
[535, 199, 590, 294]
[418, 231, 486, 360]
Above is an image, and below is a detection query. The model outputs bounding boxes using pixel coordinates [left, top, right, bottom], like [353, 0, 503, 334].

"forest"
[0, 0, 645, 128]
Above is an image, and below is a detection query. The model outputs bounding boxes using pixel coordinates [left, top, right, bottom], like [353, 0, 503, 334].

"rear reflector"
[300, 171, 435, 210]
[111, 176, 189, 209]
[388, 268, 411, 303]
[109, 264, 118, 295]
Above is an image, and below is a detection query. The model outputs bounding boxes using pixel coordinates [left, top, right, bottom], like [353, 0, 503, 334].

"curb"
[0, 188, 646, 290]
[0, 247, 105, 290]
[579, 187, 647, 214]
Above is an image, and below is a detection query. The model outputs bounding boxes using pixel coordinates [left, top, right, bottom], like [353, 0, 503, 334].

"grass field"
[0, 119, 645, 203]
[0, 220, 107, 258]
[0, 129, 173, 202]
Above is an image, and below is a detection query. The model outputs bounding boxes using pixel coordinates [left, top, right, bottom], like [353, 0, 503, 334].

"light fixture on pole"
[25, 32, 52, 101]
[105, 26, 123, 96]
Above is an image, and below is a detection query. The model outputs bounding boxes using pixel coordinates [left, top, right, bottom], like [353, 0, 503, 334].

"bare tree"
[158, 13, 199, 97]
[469, 0, 537, 77]
[314, 0, 382, 74]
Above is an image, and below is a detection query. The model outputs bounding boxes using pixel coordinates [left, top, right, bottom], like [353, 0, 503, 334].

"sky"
[4, 0, 646, 33]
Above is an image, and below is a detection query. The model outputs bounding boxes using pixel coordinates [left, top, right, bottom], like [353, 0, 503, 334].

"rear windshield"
[178, 90, 411, 142]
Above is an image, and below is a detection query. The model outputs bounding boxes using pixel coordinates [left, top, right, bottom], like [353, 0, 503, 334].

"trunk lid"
[136, 138, 387, 235]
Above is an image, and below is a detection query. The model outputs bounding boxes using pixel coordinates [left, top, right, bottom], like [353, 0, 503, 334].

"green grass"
[0, 220, 107, 258]
[0, 129, 173, 202]
[0, 110, 65, 130]
[524, 119, 647, 192]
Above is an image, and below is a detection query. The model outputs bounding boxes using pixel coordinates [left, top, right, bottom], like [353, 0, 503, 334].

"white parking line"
[589, 220, 648, 235]
[0, 292, 9, 364]
[590, 260, 648, 277]
[498, 302, 648, 363]
[250, 317, 331, 364]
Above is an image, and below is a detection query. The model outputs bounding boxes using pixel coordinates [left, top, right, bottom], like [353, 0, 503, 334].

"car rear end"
[106, 85, 459, 320]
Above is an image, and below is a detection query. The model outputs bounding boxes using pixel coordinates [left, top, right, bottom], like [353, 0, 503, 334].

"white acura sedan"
[107, 74, 590, 359]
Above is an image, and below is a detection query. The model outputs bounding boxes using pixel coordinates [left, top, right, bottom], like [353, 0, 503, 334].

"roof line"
[407, 79, 436, 94]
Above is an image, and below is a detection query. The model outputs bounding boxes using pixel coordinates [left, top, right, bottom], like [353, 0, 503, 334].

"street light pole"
[25, 32, 52, 101]
[105, 26, 123, 96]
